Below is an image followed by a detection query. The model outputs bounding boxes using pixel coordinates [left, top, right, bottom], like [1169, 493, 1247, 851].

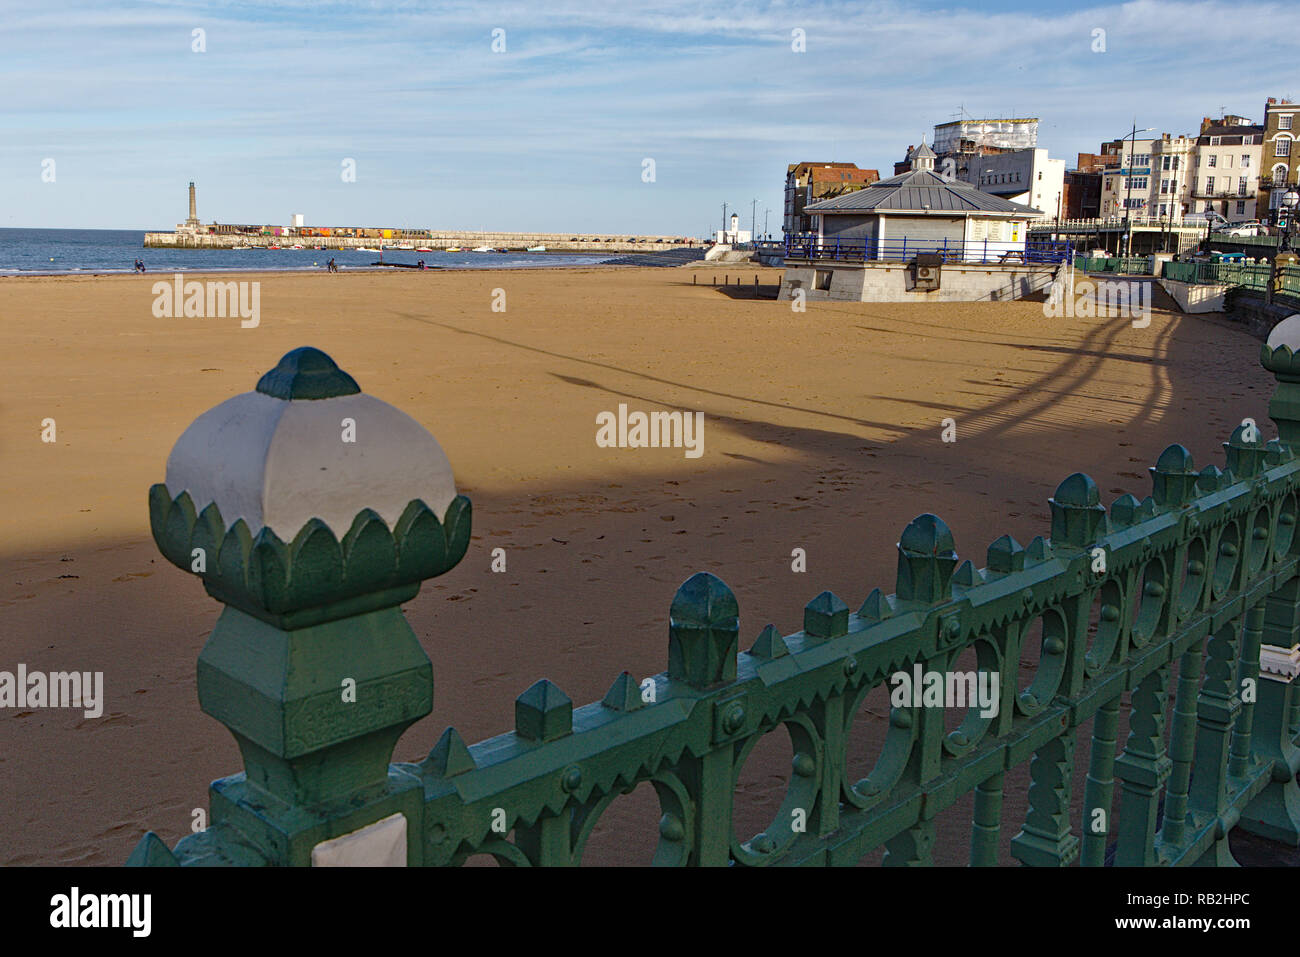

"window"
[1236, 201, 1246, 215]
[1210, 136, 1222, 145]
[1281, 115, 1294, 131]
[1208, 155, 1217, 167]
[1161, 178, 1171, 193]
[1173, 156, 1180, 170]
[1278, 139, 1292, 158]
[1239, 177, 1248, 196]
[1206, 176, 1215, 193]
[1274, 165, 1290, 185]
[1162, 156, 1171, 170]
[1242, 155, 1251, 167]
[1159, 203, 1169, 216]
[814, 270, 832, 291]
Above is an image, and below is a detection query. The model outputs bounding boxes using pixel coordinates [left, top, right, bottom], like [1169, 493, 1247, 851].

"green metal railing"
[1161, 261, 1300, 300]
[1074, 256, 1153, 275]
[128, 344, 1300, 867]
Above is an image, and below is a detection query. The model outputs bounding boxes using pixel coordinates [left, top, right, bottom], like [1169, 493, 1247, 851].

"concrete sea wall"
[144, 230, 686, 254]
[779, 260, 1058, 303]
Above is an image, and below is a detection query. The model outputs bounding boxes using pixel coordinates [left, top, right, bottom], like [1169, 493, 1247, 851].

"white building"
[958, 148, 1063, 219]
[715, 212, 751, 245]
[805, 144, 1038, 260]
[1191, 116, 1263, 223]
[1147, 134, 1196, 222]
[1100, 137, 1155, 218]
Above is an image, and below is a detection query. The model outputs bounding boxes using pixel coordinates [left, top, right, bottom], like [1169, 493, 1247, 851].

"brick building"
[1260, 98, 1300, 225]
[783, 162, 880, 236]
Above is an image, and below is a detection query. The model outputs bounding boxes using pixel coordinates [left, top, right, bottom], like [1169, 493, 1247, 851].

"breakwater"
[143, 230, 690, 253]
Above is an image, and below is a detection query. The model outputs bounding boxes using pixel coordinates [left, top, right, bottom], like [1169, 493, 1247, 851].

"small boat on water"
[395, 244, 415, 250]
[415, 247, 432, 252]
[268, 245, 282, 250]
[355, 246, 378, 252]
[291, 244, 305, 249]
[526, 244, 546, 252]
[496, 247, 509, 253]
[472, 245, 494, 253]
[446, 246, 463, 252]
[231, 245, 251, 250]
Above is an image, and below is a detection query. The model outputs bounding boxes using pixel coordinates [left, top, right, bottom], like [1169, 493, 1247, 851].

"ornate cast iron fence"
[129, 337, 1300, 867]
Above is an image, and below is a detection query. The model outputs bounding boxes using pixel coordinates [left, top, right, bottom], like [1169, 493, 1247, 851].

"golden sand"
[0, 267, 1269, 864]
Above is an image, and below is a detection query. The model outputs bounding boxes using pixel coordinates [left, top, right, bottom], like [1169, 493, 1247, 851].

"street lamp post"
[1117, 123, 1154, 258]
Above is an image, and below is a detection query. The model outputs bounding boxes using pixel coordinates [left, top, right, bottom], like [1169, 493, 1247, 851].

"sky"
[1, 0, 1296, 235]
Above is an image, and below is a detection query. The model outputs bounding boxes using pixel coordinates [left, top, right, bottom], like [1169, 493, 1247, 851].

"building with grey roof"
[803, 142, 1042, 257]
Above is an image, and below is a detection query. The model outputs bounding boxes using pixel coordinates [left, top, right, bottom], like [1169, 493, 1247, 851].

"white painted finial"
[1266, 314, 1300, 351]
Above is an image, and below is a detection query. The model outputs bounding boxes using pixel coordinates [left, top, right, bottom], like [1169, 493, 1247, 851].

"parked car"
[1222, 221, 1262, 237]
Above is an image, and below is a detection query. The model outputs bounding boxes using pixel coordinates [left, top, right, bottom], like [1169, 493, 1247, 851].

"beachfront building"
[783, 162, 880, 236]
[932, 116, 1038, 157]
[1191, 116, 1262, 223]
[782, 147, 1057, 303]
[716, 213, 752, 245]
[957, 148, 1065, 221]
[1063, 168, 1102, 218]
[1099, 136, 1155, 218]
[804, 142, 1041, 252]
[1259, 97, 1300, 226]
[1147, 133, 1196, 222]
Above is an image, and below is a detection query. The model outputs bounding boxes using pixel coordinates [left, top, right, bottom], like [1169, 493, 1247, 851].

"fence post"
[127, 347, 470, 866]
[1239, 318, 1300, 845]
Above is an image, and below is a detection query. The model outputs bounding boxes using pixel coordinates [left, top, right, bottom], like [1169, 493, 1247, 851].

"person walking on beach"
[327, 257, 337, 273]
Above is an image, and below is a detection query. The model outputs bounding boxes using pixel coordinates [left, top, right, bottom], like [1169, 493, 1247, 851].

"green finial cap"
[256, 347, 361, 400]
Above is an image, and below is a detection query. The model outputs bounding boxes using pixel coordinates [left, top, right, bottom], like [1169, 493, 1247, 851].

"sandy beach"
[0, 265, 1273, 865]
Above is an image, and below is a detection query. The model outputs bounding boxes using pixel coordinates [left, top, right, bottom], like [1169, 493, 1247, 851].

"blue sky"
[1, 0, 1295, 234]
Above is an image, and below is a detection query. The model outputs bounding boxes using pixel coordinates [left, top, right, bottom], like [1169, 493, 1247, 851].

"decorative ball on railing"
[1261, 314, 1300, 379]
[148, 346, 470, 626]
[1262, 315, 1300, 449]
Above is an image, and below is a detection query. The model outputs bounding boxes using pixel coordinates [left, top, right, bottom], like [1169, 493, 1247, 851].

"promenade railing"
[1162, 260, 1300, 298]
[128, 339, 1300, 866]
[1034, 216, 1212, 232]
[1073, 255, 1153, 275]
[783, 235, 1073, 265]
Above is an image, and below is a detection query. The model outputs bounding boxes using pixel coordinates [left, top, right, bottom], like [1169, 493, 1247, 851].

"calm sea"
[0, 228, 615, 275]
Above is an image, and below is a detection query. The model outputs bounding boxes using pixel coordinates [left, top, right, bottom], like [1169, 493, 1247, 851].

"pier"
[143, 229, 692, 254]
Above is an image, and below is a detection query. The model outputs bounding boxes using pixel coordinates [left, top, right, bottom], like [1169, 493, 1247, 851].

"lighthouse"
[184, 182, 200, 229]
